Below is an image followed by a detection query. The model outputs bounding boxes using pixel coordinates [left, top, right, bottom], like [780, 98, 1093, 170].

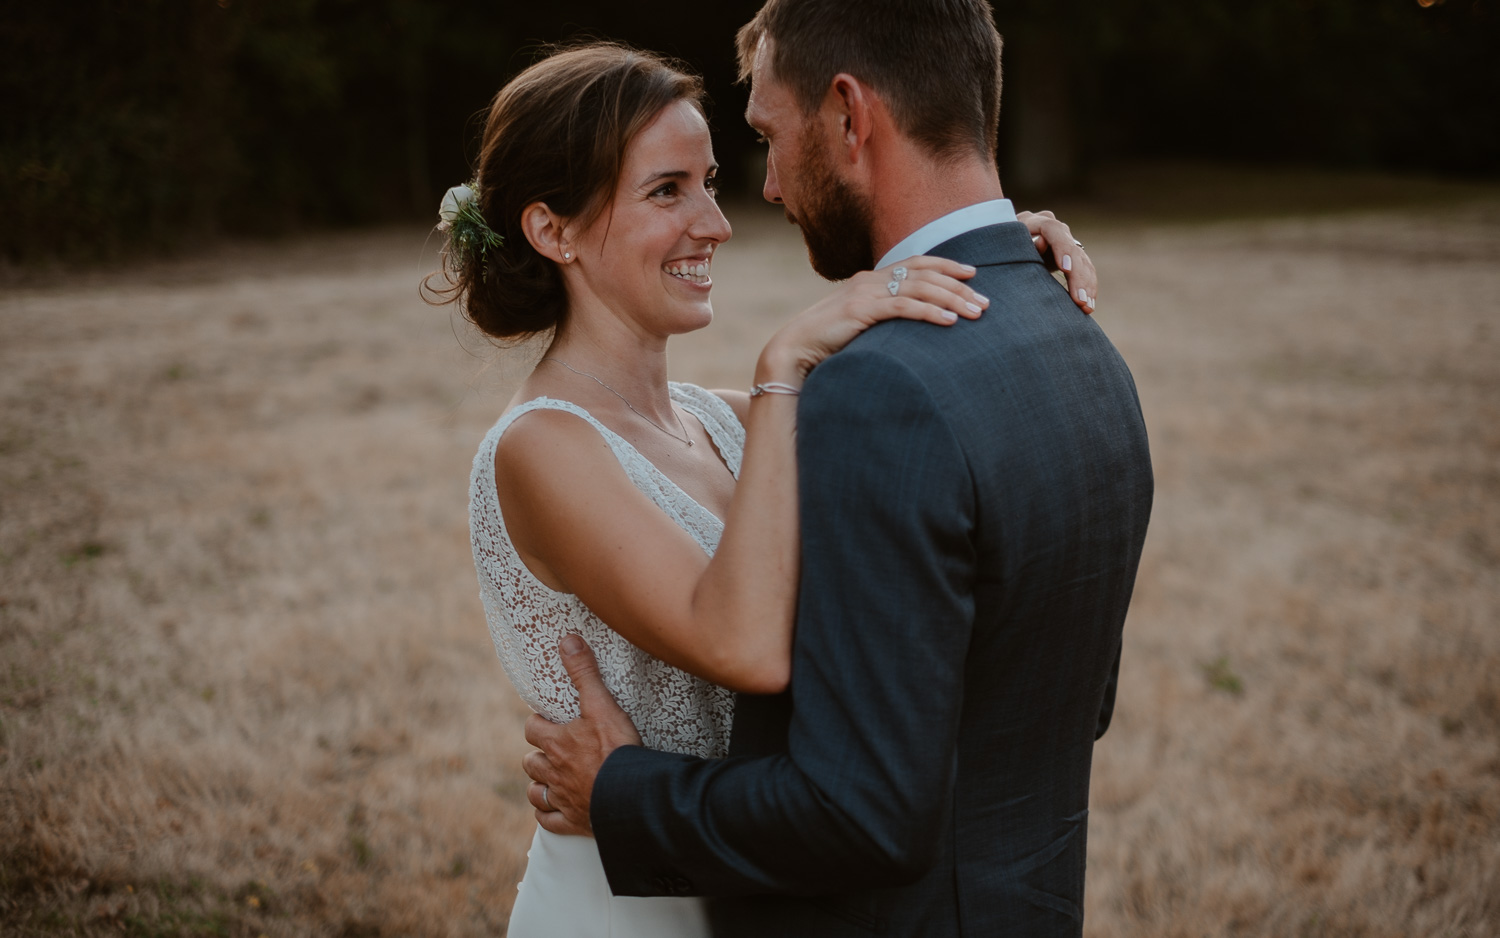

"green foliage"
[0, 0, 512, 262]
[443, 184, 504, 274]
[2, 0, 1495, 263]
[997, 0, 1500, 175]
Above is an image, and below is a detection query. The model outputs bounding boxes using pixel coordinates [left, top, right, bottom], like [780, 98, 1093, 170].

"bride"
[428, 42, 1097, 938]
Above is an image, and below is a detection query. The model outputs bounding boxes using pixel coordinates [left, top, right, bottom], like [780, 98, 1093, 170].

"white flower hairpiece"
[437, 181, 503, 273]
[438, 185, 476, 227]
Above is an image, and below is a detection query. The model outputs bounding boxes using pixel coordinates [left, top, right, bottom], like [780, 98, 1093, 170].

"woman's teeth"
[666, 262, 711, 284]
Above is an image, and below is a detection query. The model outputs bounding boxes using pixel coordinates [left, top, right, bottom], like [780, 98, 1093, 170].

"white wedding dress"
[469, 382, 742, 938]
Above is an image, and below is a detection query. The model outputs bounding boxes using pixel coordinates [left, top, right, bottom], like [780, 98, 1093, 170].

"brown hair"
[425, 43, 705, 340]
[736, 0, 1003, 160]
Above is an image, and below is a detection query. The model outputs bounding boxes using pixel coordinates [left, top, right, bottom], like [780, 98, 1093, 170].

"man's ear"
[826, 73, 875, 164]
[521, 201, 572, 263]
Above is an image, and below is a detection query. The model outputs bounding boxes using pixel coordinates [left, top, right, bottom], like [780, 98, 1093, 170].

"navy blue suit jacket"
[591, 222, 1154, 936]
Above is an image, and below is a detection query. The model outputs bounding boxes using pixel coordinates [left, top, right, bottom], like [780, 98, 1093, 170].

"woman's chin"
[664, 299, 715, 335]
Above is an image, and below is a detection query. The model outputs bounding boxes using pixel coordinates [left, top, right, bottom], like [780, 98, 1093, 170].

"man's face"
[745, 40, 876, 281]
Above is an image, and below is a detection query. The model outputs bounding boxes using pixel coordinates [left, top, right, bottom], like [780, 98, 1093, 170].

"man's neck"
[868, 156, 1006, 265]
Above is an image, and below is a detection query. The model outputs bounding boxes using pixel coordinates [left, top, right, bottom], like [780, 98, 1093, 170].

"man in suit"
[522, 0, 1153, 933]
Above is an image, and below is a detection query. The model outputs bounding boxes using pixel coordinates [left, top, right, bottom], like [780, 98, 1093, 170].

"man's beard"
[784, 132, 876, 281]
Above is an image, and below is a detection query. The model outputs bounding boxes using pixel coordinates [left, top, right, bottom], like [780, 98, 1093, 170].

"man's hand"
[521, 634, 643, 836]
[1018, 209, 1097, 313]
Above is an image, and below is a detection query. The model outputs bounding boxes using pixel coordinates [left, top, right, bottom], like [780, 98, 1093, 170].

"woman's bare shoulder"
[491, 405, 625, 499]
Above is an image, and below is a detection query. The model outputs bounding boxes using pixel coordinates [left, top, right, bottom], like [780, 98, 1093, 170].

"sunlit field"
[3, 169, 1498, 937]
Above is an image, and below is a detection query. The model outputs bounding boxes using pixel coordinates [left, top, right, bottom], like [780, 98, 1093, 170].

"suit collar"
[925, 222, 1045, 270]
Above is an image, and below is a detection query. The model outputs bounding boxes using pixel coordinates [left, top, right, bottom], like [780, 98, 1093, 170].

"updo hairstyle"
[426, 43, 706, 340]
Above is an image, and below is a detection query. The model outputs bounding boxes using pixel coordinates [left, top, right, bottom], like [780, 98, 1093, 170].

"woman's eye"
[652, 182, 678, 198]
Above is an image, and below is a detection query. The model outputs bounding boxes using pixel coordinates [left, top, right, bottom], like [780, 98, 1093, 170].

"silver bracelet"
[750, 382, 802, 398]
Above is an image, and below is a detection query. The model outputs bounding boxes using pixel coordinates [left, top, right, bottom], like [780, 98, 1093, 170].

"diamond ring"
[887, 280, 901, 296]
[892, 266, 909, 281]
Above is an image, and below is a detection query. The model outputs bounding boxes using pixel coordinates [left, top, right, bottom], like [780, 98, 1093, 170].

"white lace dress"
[469, 382, 742, 938]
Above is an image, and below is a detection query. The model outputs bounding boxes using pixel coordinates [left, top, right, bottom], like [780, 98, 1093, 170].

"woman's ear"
[521, 202, 573, 263]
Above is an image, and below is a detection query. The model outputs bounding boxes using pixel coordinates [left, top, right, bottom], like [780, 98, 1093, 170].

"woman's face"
[565, 99, 732, 339]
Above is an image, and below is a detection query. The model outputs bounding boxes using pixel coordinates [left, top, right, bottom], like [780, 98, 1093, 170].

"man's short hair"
[737, 0, 1003, 161]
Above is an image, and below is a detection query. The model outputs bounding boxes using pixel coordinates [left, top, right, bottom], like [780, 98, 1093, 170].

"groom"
[523, 0, 1153, 934]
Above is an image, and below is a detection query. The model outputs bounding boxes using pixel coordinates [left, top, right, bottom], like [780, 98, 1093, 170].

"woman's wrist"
[754, 342, 807, 387]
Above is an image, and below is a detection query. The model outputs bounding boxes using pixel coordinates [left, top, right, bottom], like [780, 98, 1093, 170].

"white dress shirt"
[874, 198, 1017, 271]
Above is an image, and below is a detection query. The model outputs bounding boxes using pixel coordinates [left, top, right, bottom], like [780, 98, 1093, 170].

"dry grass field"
[2, 169, 1498, 937]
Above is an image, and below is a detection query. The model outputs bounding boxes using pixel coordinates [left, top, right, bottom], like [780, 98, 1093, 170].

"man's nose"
[762, 153, 783, 205]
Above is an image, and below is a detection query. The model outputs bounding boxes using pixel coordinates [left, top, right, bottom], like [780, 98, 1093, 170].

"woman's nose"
[693, 193, 733, 245]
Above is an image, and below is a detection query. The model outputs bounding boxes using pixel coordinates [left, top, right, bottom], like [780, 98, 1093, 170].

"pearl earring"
[563, 252, 572, 260]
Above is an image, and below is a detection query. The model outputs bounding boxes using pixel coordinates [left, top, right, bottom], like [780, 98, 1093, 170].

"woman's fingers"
[880, 258, 988, 315]
[888, 276, 985, 321]
[885, 255, 978, 282]
[1020, 214, 1098, 314]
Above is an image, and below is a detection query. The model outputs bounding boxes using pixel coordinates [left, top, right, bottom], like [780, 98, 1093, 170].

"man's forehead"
[744, 37, 783, 128]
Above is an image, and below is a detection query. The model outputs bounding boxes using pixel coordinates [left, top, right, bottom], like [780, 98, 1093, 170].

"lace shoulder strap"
[670, 382, 745, 479]
[473, 395, 727, 553]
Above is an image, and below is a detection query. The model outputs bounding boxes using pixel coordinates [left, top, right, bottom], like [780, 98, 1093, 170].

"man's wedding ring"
[542, 785, 551, 809]
[1073, 239, 1086, 251]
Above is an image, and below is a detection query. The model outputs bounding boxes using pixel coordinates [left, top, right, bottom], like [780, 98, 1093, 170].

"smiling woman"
[516, 98, 732, 344]
[423, 44, 710, 340]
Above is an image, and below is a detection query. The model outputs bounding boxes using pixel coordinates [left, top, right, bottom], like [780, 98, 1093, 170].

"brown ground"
[2, 169, 1498, 937]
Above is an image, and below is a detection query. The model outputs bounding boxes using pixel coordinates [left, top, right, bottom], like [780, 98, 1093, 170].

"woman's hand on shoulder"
[1017, 209, 1097, 314]
[759, 256, 986, 386]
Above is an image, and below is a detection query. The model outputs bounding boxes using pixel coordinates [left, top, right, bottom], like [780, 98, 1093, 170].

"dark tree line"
[2, 0, 1496, 262]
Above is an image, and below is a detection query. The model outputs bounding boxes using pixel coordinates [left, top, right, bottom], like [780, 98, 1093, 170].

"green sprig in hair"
[438, 182, 504, 275]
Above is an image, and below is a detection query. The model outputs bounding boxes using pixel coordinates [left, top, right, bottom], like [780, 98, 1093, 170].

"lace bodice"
[469, 382, 742, 759]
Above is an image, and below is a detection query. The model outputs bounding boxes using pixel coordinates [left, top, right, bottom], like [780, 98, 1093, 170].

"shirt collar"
[874, 199, 1017, 270]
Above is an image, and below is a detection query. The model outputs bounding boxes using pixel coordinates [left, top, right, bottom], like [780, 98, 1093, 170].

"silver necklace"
[540, 357, 694, 447]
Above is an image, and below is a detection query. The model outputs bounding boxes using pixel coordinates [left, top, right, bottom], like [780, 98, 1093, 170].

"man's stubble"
[784, 129, 877, 282]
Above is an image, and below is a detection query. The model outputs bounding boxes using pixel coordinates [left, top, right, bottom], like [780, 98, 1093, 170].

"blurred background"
[3, 0, 1499, 261]
[2, 2, 1498, 937]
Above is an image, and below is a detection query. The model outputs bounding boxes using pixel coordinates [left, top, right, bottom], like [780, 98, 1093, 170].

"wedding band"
[542, 785, 551, 809]
[892, 266, 909, 281]
[887, 280, 901, 296]
[1073, 239, 1086, 250]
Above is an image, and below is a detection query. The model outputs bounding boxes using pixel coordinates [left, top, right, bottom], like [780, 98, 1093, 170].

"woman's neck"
[542, 315, 674, 422]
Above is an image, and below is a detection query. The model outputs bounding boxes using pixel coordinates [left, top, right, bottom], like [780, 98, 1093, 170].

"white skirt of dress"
[506, 825, 711, 938]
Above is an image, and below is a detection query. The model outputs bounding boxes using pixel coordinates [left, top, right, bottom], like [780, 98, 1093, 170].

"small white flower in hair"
[438, 185, 476, 225]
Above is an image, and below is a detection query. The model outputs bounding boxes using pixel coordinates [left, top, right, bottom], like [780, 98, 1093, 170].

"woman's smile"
[664, 253, 713, 286]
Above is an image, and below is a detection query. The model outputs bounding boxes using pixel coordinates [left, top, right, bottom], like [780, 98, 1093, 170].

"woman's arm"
[497, 257, 984, 695]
